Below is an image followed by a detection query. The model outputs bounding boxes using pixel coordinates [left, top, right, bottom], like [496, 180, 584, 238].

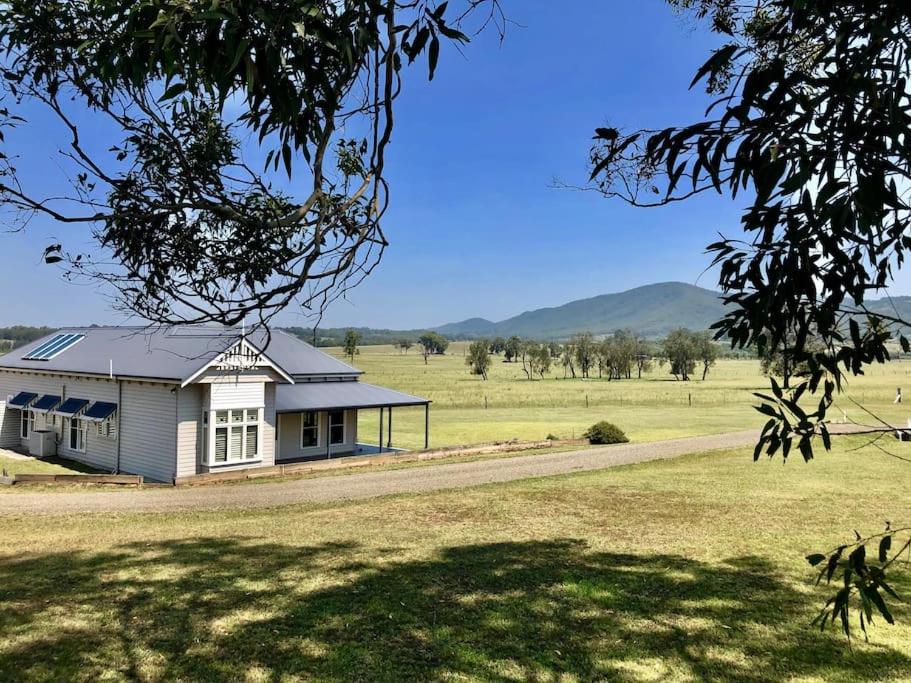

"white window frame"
[300, 411, 320, 449]
[207, 407, 261, 466]
[20, 409, 31, 439]
[329, 409, 346, 446]
[68, 417, 87, 453]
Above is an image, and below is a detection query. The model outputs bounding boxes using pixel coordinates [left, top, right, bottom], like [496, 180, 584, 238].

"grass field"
[1, 435, 909, 681]
[339, 343, 911, 450]
[2, 346, 911, 680]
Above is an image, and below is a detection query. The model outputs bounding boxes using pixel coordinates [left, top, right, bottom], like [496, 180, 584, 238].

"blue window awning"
[53, 398, 89, 417]
[31, 395, 61, 413]
[7, 391, 37, 408]
[83, 401, 117, 422]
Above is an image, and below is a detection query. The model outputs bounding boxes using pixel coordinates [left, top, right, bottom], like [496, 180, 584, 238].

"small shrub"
[545, 433, 558, 441]
[583, 421, 629, 445]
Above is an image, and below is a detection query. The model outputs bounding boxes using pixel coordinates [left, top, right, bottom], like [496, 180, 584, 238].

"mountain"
[434, 317, 498, 337]
[436, 282, 726, 339]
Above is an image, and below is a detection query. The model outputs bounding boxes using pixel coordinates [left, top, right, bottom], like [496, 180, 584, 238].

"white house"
[0, 327, 429, 482]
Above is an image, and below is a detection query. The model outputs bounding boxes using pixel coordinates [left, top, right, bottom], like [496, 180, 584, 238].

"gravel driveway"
[0, 431, 761, 516]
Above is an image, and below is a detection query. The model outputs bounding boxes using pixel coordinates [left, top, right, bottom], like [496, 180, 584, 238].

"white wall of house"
[276, 408, 358, 461]
[181, 373, 278, 476]
[118, 380, 178, 483]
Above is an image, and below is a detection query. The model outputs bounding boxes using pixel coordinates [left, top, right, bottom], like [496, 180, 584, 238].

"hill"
[437, 282, 726, 339]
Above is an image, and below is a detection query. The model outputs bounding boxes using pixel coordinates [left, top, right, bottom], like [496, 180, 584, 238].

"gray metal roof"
[0, 327, 360, 382]
[276, 381, 429, 413]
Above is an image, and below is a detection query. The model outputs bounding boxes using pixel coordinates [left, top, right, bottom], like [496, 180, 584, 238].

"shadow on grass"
[0, 538, 908, 681]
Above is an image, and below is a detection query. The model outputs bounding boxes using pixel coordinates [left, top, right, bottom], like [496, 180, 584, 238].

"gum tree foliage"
[571, 332, 596, 378]
[503, 335, 522, 363]
[418, 331, 448, 355]
[465, 339, 490, 379]
[560, 341, 576, 379]
[488, 337, 506, 355]
[661, 328, 697, 381]
[0, 0, 504, 329]
[519, 340, 550, 380]
[590, 0, 911, 637]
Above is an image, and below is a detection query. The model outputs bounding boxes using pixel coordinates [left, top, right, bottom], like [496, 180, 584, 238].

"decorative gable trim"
[181, 338, 294, 388]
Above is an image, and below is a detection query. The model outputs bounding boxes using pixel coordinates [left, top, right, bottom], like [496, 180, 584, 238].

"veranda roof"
[276, 381, 429, 414]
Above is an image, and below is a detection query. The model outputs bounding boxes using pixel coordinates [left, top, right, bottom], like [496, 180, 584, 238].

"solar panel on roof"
[22, 333, 85, 361]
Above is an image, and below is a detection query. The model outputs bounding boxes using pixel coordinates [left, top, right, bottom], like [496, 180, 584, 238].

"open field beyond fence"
[333, 343, 911, 449]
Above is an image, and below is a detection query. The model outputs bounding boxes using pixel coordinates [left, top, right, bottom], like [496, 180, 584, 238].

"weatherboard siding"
[0, 370, 118, 470]
[175, 385, 204, 479]
[119, 381, 178, 483]
[209, 379, 266, 410]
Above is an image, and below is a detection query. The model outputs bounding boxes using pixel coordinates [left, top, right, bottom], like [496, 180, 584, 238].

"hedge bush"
[583, 421, 629, 445]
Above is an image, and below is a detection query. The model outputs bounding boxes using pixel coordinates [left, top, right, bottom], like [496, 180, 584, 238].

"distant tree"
[395, 339, 413, 354]
[598, 329, 636, 380]
[520, 341, 551, 380]
[418, 332, 449, 358]
[694, 331, 719, 380]
[504, 336, 523, 363]
[343, 329, 361, 361]
[547, 341, 562, 359]
[561, 342, 576, 379]
[466, 340, 491, 380]
[489, 337, 506, 355]
[572, 332, 596, 378]
[759, 332, 825, 389]
[533, 343, 552, 379]
[662, 328, 697, 381]
[634, 336, 654, 379]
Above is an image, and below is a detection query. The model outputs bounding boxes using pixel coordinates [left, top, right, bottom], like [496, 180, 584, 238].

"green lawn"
[343, 344, 911, 449]
[0, 452, 97, 476]
[1, 435, 910, 681]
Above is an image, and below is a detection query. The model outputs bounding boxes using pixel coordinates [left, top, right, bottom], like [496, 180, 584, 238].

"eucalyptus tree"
[504, 335, 522, 363]
[661, 328, 696, 381]
[465, 339, 491, 379]
[0, 0, 504, 330]
[591, 0, 911, 636]
[572, 332, 596, 378]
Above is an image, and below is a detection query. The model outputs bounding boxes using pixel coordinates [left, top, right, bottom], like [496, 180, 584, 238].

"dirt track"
[0, 430, 763, 516]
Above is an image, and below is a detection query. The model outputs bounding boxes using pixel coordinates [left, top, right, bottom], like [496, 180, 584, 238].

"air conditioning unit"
[29, 429, 57, 458]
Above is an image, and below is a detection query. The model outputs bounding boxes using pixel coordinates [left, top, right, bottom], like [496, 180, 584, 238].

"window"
[69, 417, 86, 453]
[20, 409, 30, 439]
[329, 410, 345, 445]
[96, 417, 117, 439]
[211, 408, 260, 464]
[300, 411, 319, 448]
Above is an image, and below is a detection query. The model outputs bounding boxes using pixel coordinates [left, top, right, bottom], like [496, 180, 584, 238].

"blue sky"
[2, 1, 898, 329]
